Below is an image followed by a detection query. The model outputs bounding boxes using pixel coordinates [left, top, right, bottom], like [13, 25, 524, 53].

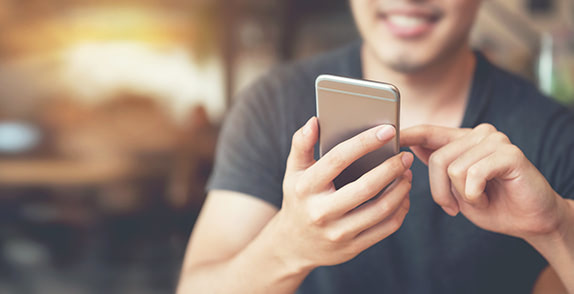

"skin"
[353, 0, 571, 291]
[401, 124, 574, 293]
[178, 0, 572, 292]
[352, 0, 479, 130]
[350, 0, 481, 74]
[179, 122, 413, 293]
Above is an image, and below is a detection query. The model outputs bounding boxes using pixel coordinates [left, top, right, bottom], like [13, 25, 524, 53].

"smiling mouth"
[386, 14, 436, 28]
[377, 9, 442, 38]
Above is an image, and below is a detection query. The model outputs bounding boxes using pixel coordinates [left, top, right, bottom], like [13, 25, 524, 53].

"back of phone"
[316, 74, 400, 189]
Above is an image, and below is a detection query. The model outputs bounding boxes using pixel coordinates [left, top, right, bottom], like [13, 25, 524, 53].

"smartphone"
[315, 74, 400, 189]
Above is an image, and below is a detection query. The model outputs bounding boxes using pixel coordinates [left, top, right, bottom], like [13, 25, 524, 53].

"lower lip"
[381, 16, 436, 39]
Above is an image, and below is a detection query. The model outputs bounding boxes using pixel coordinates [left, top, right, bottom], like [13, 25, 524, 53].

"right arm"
[177, 118, 413, 293]
[177, 190, 307, 293]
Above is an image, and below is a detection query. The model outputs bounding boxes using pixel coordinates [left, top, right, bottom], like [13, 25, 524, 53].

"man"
[178, 0, 574, 293]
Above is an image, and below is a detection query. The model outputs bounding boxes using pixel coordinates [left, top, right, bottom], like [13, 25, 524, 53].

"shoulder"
[235, 42, 361, 106]
[480, 56, 574, 195]
[222, 42, 362, 156]
[484, 58, 567, 120]
[478, 55, 574, 137]
[230, 42, 361, 146]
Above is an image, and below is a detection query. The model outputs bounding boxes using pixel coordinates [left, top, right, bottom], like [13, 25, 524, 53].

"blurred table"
[0, 158, 136, 188]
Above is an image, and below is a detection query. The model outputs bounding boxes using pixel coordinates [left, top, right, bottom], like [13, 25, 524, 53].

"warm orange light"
[58, 41, 225, 120]
[1, 6, 194, 56]
[57, 7, 192, 44]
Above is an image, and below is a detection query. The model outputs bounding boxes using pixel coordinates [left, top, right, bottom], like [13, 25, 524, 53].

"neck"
[362, 44, 476, 129]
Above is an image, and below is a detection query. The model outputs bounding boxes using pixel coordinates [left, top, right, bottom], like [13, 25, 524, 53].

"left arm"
[533, 266, 569, 294]
[527, 201, 574, 294]
[401, 124, 574, 293]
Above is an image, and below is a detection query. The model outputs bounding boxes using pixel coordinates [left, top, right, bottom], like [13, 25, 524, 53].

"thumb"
[285, 117, 318, 175]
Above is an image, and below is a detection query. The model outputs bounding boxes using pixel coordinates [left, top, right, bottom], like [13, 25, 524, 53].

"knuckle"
[356, 179, 375, 197]
[490, 131, 510, 144]
[467, 165, 482, 178]
[506, 144, 523, 158]
[325, 229, 346, 243]
[476, 123, 496, 133]
[376, 199, 391, 216]
[357, 132, 372, 150]
[293, 181, 308, 197]
[325, 152, 347, 171]
[308, 207, 327, 226]
[465, 190, 481, 202]
[447, 164, 464, 180]
[429, 152, 445, 168]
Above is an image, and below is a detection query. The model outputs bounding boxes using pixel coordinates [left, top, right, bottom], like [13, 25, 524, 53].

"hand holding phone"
[273, 116, 413, 270]
[316, 74, 401, 189]
[259, 75, 410, 270]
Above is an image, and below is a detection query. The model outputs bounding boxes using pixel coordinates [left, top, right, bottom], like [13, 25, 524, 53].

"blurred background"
[0, 0, 572, 293]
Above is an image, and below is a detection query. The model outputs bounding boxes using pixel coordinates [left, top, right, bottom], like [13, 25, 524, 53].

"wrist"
[525, 198, 574, 294]
[261, 212, 317, 277]
[224, 213, 314, 293]
[525, 198, 574, 262]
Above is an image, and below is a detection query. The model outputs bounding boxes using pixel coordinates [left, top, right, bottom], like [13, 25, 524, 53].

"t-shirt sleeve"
[206, 81, 285, 208]
[539, 107, 574, 200]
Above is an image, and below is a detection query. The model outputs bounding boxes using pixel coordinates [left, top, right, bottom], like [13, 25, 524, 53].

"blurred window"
[0, 122, 40, 154]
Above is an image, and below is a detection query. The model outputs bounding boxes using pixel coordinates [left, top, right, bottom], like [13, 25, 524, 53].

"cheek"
[439, 0, 481, 38]
[448, 0, 481, 28]
[350, 0, 377, 32]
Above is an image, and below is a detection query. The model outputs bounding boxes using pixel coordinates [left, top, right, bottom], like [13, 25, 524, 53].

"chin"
[386, 60, 428, 74]
[370, 43, 440, 74]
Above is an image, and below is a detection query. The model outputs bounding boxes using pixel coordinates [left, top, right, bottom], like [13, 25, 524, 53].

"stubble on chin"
[367, 37, 470, 75]
[367, 45, 428, 74]
[385, 55, 425, 74]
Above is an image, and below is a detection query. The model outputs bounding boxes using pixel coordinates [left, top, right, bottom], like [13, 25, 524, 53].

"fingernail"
[401, 152, 414, 168]
[302, 118, 314, 136]
[376, 125, 395, 141]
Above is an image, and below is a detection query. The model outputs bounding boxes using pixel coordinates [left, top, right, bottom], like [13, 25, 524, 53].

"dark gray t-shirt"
[207, 42, 574, 293]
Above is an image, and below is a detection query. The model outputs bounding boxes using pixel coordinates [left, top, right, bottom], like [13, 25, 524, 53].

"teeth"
[387, 15, 427, 28]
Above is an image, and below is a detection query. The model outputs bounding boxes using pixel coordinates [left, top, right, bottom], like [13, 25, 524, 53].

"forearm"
[527, 199, 574, 294]
[177, 217, 313, 294]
